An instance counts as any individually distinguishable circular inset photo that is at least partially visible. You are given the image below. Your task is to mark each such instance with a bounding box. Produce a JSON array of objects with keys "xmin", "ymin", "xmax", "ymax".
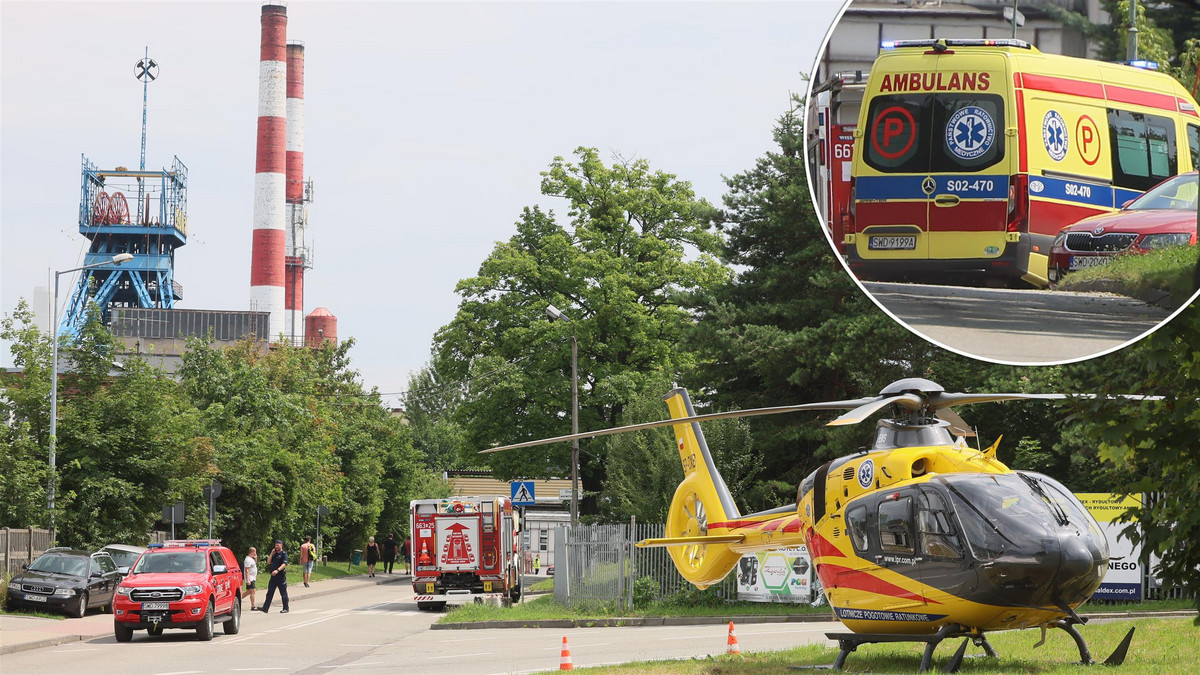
[{"xmin": 806, "ymin": 1, "xmax": 1199, "ymax": 365}]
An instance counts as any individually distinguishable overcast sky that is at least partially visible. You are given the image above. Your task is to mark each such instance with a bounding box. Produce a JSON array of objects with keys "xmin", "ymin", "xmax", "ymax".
[{"xmin": 2, "ymin": 0, "xmax": 845, "ymax": 405}]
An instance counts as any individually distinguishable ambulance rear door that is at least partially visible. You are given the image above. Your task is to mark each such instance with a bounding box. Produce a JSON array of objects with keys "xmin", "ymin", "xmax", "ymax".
[{"xmin": 856, "ymin": 49, "xmax": 1012, "ymax": 263}]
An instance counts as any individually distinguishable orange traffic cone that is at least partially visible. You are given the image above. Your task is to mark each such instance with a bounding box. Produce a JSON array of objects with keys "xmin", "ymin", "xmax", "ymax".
[
  {"xmin": 726, "ymin": 621, "xmax": 741, "ymax": 655},
  {"xmin": 559, "ymin": 636, "xmax": 574, "ymax": 670}
]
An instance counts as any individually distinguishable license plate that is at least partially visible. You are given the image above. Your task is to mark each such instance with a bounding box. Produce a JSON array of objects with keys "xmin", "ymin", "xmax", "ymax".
[
  {"xmin": 142, "ymin": 602, "xmax": 169, "ymax": 610},
  {"xmin": 1070, "ymin": 255, "xmax": 1112, "ymax": 270},
  {"xmin": 425, "ymin": 582, "xmax": 435, "ymax": 593},
  {"xmin": 869, "ymin": 235, "xmax": 917, "ymax": 250},
  {"xmin": 25, "ymin": 594, "xmax": 47, "ymax": 603}
]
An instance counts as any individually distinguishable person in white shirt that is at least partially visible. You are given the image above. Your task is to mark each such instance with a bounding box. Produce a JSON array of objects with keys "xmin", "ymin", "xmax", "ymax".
[{"xmin": 244, "ymin": 547, "xmax": 259, "ymax": 610}]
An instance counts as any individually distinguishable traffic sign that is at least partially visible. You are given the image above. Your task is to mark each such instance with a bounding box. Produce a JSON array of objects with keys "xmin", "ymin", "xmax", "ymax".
[{"xmin": 511, "ymin": 481, "xmax": 535, "ymax": 506}]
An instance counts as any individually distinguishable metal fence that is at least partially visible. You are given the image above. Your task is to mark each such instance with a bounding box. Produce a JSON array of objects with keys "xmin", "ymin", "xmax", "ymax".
[
  {"xmin": 552, "ymin": 521, "xmax": 735, "ymax": 612},
  {"xmin": 1, "ymin": 527, "xmax": 54, "ymax": 575}
]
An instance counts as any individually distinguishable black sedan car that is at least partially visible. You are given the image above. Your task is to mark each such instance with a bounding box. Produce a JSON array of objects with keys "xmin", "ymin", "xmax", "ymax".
[{"xmin": 6, "ymin": 549, "xmax": 122, "ymax": 617}]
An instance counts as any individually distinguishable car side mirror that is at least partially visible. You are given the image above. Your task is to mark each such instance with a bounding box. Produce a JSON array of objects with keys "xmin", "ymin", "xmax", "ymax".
[
  {"xmin": 213, "ymin": 564, "xmax": 227, "ymax": 574},
  {"xmin": 91, "ymin": 571, "xmax": 103, "ymax": 578},
  {"xmin": 21, "ymin": 563, "xmax": 28, "ymax": 570},
  {"xmin": 118, "ymin": 566, "xmax": 130, "ymax": 575}
]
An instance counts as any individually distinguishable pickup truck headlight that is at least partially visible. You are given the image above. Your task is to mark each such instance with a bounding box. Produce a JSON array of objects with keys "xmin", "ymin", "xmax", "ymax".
[
  {"xmin": 53, "ymin": 588, "xmax": 75, "ymax": 597},
  {"xmin": 116, "ymin": 586, "xmax": 132, "ymax": 596},
  {"xmin": 181, "ymin": 585, "xmax": 204, "ymax": 596}
]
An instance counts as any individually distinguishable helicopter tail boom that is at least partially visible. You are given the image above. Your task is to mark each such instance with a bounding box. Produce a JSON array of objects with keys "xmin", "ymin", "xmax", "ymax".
[{"xmin": 654, "ymin": 388, "xmax": 748, "ymax": 589}]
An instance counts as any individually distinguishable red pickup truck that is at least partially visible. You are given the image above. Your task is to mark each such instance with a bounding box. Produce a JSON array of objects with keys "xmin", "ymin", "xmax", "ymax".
[{"xmin": 112, "ymin": 539, "xmax": 243, "ymax": 642}]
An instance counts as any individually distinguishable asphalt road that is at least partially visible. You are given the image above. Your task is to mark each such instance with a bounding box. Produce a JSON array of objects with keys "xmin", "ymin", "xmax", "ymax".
[
  {"xmin": 0, "ymin": 580, "xmax": 841, "ymax": 675},
  {"xmin": 862, "ymin": 282, "xmax": 1173, "ymax": 364}
]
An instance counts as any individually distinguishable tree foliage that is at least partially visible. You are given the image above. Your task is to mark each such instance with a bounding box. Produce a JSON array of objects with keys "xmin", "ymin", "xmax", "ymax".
[
  {"xmin": 433, "ymin": 147, "xmax": 729, "ymax": 511},
  {"xmin": 1060, "ymin": 303, "xmax": 1200, "ymax": 617}
]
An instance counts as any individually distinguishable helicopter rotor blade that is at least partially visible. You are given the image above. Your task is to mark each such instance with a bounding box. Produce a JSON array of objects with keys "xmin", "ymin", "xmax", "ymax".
[
  {"xmin": 936, "ymin": 407, "xmax": 976, "ymax": 437},
  {"xmin": 926, "ymin": 392, "xmax": 1069, "ymax": 409},
  {"xmin": 826, "ymin": 393, "xmax": 923, "ymax": 426},
  {"xmin": 478, "ymin": 398, "xmax": 877, "ymax": 454}
]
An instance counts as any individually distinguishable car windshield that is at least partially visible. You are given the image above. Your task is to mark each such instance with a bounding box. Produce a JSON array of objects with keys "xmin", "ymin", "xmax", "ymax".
[
  {"xmin": 1128, "ymin": 173, "xmax": 1198, "ymax": 210},
  {"xmin": 132, "ymin": 551, "xmax": 207, "ymax": 574},
  {"xmin": 103, "ymin": 549, "xmax": 143, "ymax": 568},
  {"xmin": 28, "ymin": 554, "xmax": 88, "ymax": 577}
]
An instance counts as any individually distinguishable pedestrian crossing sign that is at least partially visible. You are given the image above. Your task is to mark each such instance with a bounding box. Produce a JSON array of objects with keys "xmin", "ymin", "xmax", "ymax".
[{"xmin": 511, "ymin": 481, "xmax": 535, "ymax": 506}]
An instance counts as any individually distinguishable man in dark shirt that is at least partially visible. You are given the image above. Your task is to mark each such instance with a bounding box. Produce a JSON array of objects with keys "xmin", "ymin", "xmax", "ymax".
[
  {"xmin": 259, "ymin": 539, "xmax": 290, "ymax": 614},
  {"xmin": 382, "ymin": 534, "xmax": 398, "ymax": 574}
]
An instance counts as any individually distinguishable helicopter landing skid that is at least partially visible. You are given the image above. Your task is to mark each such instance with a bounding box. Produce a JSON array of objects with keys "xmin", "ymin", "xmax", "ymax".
[
  {"xmin": 803, "ymin": 623, "xmax": 997, "ymax": 673},
  {"xmin": 1054, "ymin": 620, "xmax": 1137, "ymax": 666}
]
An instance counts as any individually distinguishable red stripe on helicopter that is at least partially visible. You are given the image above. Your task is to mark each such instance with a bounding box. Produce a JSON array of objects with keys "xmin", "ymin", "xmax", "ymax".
[
  {"xmin": 806, "ymin": 531, "xmax": 846, "ymax": 559},
  {"xmin": 817, "ymin": 563, "xmax": 940, "ymax": 605}
]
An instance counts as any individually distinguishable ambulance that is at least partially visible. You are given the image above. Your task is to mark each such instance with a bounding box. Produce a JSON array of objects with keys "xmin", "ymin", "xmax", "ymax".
[{"xmin": 843, "ymin": 38, "xmax": 1200, "ymax": 287}]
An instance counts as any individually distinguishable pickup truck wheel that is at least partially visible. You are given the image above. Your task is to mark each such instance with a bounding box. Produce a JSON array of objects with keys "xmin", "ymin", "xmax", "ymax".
[
  {"xmin": 114, "ymin": 622, "xmax": 134, "ymax": 642},
  {"xmin": 196, "ymin": 599, "xmax": 214, "ymax": 641},
  {"xmin": 223, "ymin": 595, "xmax": 241, "ymax": 635},
  {"xmin": 70, "ymin": 592, "xmax": 88, "ymax": 618}
]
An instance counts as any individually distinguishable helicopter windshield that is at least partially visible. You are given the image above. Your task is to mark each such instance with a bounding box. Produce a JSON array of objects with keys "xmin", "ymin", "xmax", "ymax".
[{"xmin": 934, "ymin": 472, "xmax": 1105, "ymax": 562}]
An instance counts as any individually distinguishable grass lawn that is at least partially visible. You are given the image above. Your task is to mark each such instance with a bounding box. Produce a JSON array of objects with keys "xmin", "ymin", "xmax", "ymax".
[
  {"xmin": 1058, "ymin": 244, "xmax": 1198, "ymax": 307},
  {"xmin": 559, "ymin": 618, "xmax": 1198, "ymax": 674},
  {"xmin": 440, "ymin": 595, "xmax": 1193, "ymax": 625}
]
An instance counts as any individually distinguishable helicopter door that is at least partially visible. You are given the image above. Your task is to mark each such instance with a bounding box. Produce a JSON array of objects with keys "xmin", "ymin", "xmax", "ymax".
[
  {"xmin": 914, "ymin": 488, "xmax": 969, "ymax": 605},
  {"xmin": 875, "ymin": 491, "xmax": 929, "ymax": 607}
]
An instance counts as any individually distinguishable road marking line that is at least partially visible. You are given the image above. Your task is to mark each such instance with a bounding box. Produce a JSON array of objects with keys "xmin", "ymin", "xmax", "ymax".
[
  {"xmin": 542, "ymin": 643, "xmax": 609, "ymax": 650},
  {"xmin": 427, "ymin": 652, "xmax": 494, "ymax": 660},
  {"xmin": 439, "ymin": 637, "xmax": 498, "ymax": 643}
]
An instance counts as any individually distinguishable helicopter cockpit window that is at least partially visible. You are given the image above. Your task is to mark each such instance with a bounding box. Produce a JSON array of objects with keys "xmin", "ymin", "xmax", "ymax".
[
  {"xmin": 878, "ymin": 496, "xmax": 914, "ymax": 554},
  {"xmin": 917, "ymin": 490, "xmax": 963, "ymax": 559},
  {"xmin": 846, "ymin": 504, "xmax": 870, "ymax": 553}
]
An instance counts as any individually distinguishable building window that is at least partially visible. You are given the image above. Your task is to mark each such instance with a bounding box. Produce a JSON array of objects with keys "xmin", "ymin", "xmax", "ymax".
[{"xmin": 539, "ymin": 529, "xmax": 548, "ymax": 552}]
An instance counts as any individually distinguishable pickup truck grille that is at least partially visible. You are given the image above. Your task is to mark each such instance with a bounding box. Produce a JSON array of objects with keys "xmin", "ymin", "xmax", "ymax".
[{"xmin": 130, "ymin": 587, "xmax": 184, "ymax": 602}]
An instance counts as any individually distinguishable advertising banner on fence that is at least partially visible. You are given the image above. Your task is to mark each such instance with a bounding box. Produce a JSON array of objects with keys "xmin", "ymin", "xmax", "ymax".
[
  {"xmin": 735, "ymin": 546, "xmax": 812, "ymax": 603},
  {"xmin": 1076, "ymin": 493, "xmax": 1142, "ymax": 600}
]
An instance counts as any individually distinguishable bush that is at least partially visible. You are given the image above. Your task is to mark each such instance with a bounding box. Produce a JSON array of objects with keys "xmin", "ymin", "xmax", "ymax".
[{"xmin": 632, "ymin": 576, "xmax": 660, "ymax": 608}]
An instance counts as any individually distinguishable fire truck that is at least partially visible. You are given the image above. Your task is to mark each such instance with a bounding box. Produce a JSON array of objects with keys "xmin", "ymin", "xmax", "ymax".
[
  {"xmin": 410, "ymin": 495, "xmax": 521, "ymax": 610},
  {"xmin": 806, "ymin": 71, "xmax": 868, "ymax": 255}
]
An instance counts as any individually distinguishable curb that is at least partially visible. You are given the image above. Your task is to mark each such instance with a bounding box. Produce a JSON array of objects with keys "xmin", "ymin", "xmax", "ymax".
[
  {"xmin": 0, "ymin": 573, "xmax": 408, "ymax": 656},
  {"xmin": 432, "ymin": 612, "xmax": 838, "ymax": 630},
  {"xmin": 1, "ymin": 634, "xmax": 87, "ymax": 656}
]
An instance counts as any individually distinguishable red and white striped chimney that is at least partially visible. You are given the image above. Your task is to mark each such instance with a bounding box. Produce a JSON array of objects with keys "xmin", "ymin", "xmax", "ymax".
[
  {"xmin": 250, "ymin": 4, "xmax": 288, "ymax": 340},
  {"xmin": 284, "ymin": 41, "xmax": 306, "ymax": 343}
]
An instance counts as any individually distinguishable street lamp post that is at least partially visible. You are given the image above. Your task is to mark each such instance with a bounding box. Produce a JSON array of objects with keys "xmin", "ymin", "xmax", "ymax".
[
  {"xmin": 49, "ymin": 253, "xmax": 134, "ymax": 537},
  {"xmin": 545, "ymin": 304, "xmax": 579, "ymax": 525}
]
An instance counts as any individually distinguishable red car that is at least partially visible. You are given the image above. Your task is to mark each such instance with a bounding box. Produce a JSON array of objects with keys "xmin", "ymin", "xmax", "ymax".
[
  {"xmin": 112, "ymin": 539, "xmax": 242, "ymax": 642},
  {"xmin": 1048, "ymin": 172, "xmax": 1198, "ymax": 285}
]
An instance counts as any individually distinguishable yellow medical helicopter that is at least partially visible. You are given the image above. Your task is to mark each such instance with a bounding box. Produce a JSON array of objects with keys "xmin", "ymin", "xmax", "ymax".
[{"xmin": 483, "ymin": 377, "xmax": 1135, "ymax": 672}]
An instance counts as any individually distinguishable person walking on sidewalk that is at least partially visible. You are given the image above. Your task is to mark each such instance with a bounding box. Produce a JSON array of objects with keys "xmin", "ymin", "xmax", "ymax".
[
  {"xmin": 259, "ymin": 539, "xmax": 290, "ymax": 614},
  {"xmin": 244, "ymin": 547, "xmax": 259, "ymax": 610},
  {"xmin": 400, "ymin": 536, "xmax": 411, "ymax": 574},
  {"xmin": 365, "ymin": 536, "xmax": 380, "ymax": 577},
  {"xmin": 299, "ymin": 536, "xmax": 317, "ymax": 587},
  {"xmin": 534, "ymin": 554, "xmax": 541, "ymax": 575},
  {"xmin": 382, "ymin": 533, "xmax": 398, "ymax": 574}
]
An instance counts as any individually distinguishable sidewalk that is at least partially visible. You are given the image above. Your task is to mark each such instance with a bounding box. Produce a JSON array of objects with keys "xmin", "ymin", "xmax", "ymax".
[{"xmin": 0, "ymin": 572, "xmax": 408, "ymax": 656}]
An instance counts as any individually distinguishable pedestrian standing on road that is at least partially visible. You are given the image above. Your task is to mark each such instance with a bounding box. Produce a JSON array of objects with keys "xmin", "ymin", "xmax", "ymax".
[
  {"xmin": 382, "ymin": 533, "xmax": 398, "ymax": 574},
  {"xmin": 534, "ymin": 554, "xmax": 540, "ymax": 575},
  {"xmin": 244, "ymin": 547, "xmax": 259, "ymax": 610},
  {"xmin": 401, "ymin": 536, "xmax": 411, "ymax": 574},
  {"xmin": 365, "ymin": 536, "xmax": 380, "ymax": 577},
  {"xmin": 259, "ymin": 539, "xmax": 290, "ymax": 614},
  {"xmin": 300, "ymin": 536, "xmax": 317, "ymax": 587}
]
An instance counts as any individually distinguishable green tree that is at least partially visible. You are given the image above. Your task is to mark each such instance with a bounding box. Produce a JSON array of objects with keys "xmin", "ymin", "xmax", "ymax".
[
  {"xmin": 402, "ymin": 363, "xmax": 469, "ymax": 472},
  {"xmin": 1061, "ymin": 303, "xmax": 1200, "ymax": 617},
  {"xmin": 0, "ymin": 300, "xmax": 53, "ymax": 527},
  {"xmin": 684, "ymin": 99, "xmax": 936, "ymax": 489},
  {"xmin": 433, "ymin": 147, "xmax": 729, "ymax": 513}
]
